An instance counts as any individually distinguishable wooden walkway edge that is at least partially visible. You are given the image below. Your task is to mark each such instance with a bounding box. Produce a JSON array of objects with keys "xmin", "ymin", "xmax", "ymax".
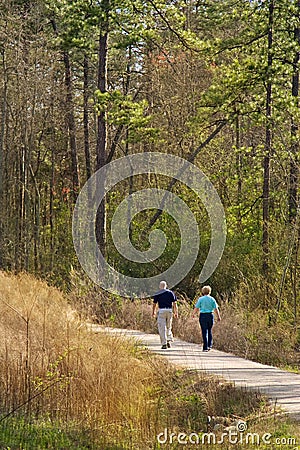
[{"xmin": 91, "ymin": 325, "xmax": 300, "ymax": 421}]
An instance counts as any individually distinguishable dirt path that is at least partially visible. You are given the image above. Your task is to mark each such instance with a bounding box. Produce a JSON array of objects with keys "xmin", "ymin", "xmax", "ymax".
[{"xmin": 91, "ymin": 325, "xmax": 300, "ymax": 421}]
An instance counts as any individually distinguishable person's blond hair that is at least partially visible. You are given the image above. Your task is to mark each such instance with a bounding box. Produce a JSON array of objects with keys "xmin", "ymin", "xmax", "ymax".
[{"xmin": 202, "ymin": 285, "xmax": 211, "ymax": 295}]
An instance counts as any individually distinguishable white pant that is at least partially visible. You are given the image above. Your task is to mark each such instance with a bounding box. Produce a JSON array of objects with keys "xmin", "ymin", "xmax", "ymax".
[{"xmin": 157, "ymin": 309, "xmax": 173, "ymax": 345}]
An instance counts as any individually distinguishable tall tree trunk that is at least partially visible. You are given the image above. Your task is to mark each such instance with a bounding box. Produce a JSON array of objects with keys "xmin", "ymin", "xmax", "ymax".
[
  {"xmin": 125, "ymin": 46, "xmax": 133, "ymax": 241},
  {"xmin": 288, "ymin": 0, "xmax": 300, "ymax": 223},
  {"xmin": 235, "ymin": 114, "xmax": 242, "ymax": 229},
  {"xmin": 95, "ymin": 2, "xmax": 109, "ymax": 256},
  {"xmin": 83, "ymin": 53, "xmax": 94, "ymax": 243},
  {"xmin": 83, "ymin": 53, "xmax": 91, "ymax": 182},
  {"xmin": 0, "ymin": 48, "xmax": 7, "ymax": 268},
  {"xmin": 262, "ymin": 0, "xmax": 274, "ymax": 275},
  {"xmin": 64, "ymin": 51, "xmax": 80, "ymax": 203},
  {"xmin": 0, "ymin": 50, "xmax": 6, "ymax": 202},
  {"xmin": 16, "ymin": 146, "xmax": 27, "ymax": 272},
  {"xmin": 29, "ymin": 165, "xmax": 40, "ymax": 272},
  {"xmin": 50, "ymin": 145, "xmax": 55, "ymax": 272}
]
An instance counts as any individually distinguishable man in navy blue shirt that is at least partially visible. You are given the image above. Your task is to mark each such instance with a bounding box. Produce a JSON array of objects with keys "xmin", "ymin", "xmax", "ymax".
[{"xmin": 152, "ymin": 281, "xmax": 178, "ymax": 349}]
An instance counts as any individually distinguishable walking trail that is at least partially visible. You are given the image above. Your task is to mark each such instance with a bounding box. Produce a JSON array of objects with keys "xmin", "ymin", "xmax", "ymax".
[{"xmin": 91, "ymin": 325, "xmax": 300, "ymax": 421}]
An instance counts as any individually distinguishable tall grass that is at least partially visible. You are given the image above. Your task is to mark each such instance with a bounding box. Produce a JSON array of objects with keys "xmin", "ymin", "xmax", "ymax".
[
  {"xmin": 71, "ymin": 272, "xmax": 300, "ymax": 368},
  {"xmin": 0, "ymin": 271, "xmax": 298, "ymax": 449},
  {"xmin": 0, "ymin": 272, "xmax": 155, "ymax": 441}
]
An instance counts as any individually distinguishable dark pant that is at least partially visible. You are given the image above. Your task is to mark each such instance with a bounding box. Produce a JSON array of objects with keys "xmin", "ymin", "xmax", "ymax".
[{"xmin": 199, "ymin": 313, "xmax": 214, "ymax": 350}]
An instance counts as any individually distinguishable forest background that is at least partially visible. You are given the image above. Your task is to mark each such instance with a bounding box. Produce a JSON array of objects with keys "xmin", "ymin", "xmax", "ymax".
[{"xmin": 1, "ymin": 0, "xmax": 300, "ymax": 364}]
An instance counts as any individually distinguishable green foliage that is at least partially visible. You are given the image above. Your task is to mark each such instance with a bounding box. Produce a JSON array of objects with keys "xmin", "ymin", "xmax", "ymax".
[
  {"xmin": 2, "ymin": 0, "xmax": 300, "ymax": 325},
  {"xmin": 94, "ymin": 90, "xmax": 160, "ymax": 142},
  {"xmin": 0, "ymin": 417, "xmax": 94, "ymax": 449},
  {"xmin": 45, "ymin": 0, "xmax": 107, "ymax": 50}
]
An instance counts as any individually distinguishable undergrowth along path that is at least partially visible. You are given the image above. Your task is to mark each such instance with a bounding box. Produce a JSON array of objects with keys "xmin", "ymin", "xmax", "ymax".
[{"xmin": 91, "ymin": 325, "xmax": 300, "ymax": 421}]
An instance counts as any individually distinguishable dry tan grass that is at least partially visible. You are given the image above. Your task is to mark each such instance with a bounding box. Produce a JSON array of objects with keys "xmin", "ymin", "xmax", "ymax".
[
  {"xmin": 0, "ymin": 271, "xmax": 154, "ymax": 431},
  {"xmin": 74, "ymin": 282, "xmax": 299, "ymax": 368},
  {"xmin": 1, "ymin": 271, "xmax": 297, "ymax": 449}
]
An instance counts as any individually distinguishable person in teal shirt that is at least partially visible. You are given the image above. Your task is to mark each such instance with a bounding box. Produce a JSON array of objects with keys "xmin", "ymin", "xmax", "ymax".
[{"xmin": 192, "ymin": 285, "xmax": 221, "ymax": 352}]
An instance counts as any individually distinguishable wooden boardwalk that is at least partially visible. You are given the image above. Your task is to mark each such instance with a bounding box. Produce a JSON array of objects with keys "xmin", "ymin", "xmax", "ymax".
[{"xmin": 92, "ymin": 325, "xmax": 300, "ymax": 421}]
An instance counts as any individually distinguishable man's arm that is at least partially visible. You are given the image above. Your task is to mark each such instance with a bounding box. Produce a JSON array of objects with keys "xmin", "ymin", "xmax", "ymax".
[
  {"xmin": 152, "ymin": 302, "xmax": 157, "ymax": 318},
  {"xmin": 173, "ymin": 301, "xmax": 178, "ymax": 318}
]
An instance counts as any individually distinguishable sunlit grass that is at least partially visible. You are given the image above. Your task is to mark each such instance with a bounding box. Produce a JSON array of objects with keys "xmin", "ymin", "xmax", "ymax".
[{"xmin": 0, "ymin": 271, "xmax": 298, "ymax": 449}]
